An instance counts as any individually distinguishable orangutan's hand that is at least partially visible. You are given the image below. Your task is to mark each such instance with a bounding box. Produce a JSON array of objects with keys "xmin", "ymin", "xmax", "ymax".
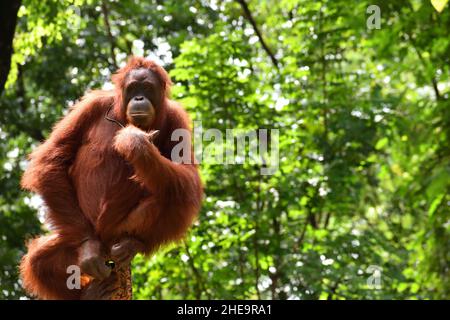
[
  {"xmin": 80, "ymin": 273, "xmax": 118, "ymax": 300},
  {"xmin": 79, "ymin": 239, "xmax": 111, "ymax": 280},
  {"xmin": 110, "ymin": 237, "xmax": 145, "ymax": 268}
]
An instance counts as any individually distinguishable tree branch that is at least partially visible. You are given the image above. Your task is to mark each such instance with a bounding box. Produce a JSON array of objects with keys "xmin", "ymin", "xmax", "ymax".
[
  {"xmin": 235, "ymin": 0, "xmax": 279, "ymax": 69},
  {"xmin": 253, "ymin": 175, "xmax": 262, "ymax": 299},
  {"xmin": 101, "ymin": 0, "xmax": 119, "ymax": 70},
  {"xmin": 183, "ymin": 240, "xmax": 211, "ymax": 299},
  {"xmin": 0, "ymin": 0, "xmax": 21, "ymax": 95},
  {"xmin": 409, "ymin": 36, "xmax": 441, "ymax": 101}
]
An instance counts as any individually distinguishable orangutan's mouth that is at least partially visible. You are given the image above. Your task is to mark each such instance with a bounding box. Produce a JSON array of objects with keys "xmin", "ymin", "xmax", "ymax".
[{"xmin": 130, "ymin": 113, "xmax": 149, "ymax": 117}]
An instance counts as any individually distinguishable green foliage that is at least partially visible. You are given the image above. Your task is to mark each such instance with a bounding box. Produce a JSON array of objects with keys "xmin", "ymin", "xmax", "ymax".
[{"xmin": 0, "ymin": 0, "xmax": 448, "ymax": 299}]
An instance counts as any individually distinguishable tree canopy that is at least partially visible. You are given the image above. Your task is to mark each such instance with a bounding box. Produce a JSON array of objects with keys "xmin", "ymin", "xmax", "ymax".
[{"xmin": 0, "ymin": 0, "xmax": 449, "ymax": 299}]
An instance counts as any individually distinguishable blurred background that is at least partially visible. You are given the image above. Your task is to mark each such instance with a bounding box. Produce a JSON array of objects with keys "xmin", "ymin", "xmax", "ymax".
[{"xmin": 0, "ymin": 0, "xmax": 449, "ymax": 299}]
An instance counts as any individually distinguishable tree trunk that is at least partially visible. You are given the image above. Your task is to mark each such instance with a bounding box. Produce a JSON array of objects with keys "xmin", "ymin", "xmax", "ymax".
[{"xmin": 0, "ymin": 0, "xmax": 22, "ymax": 95}]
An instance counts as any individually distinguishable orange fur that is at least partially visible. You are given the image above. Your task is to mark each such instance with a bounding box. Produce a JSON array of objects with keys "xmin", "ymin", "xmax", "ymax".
[{"xmin": 20, "ymin": 57, "xmax": 202, "ymax": 299}]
